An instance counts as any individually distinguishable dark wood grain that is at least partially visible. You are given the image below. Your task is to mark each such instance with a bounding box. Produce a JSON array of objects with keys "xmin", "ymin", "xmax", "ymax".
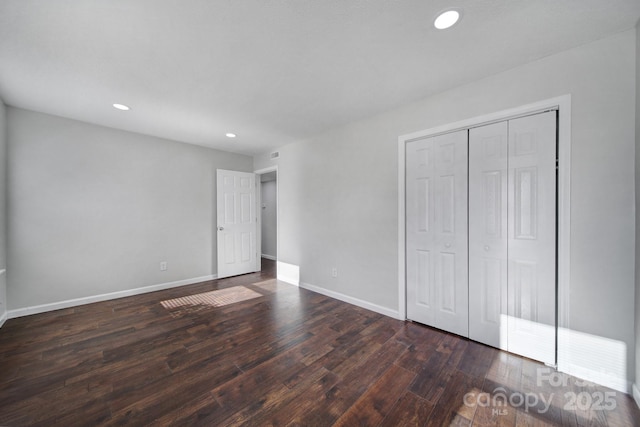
[{"xmin": 0, "ymin": 258, "xmax": 638, "ymax": 426}]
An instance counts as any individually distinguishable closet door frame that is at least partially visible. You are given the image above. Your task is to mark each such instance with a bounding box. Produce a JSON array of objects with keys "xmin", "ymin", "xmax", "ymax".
[{"xmin": 398, "ymin": 94, "xmax": 571, "ymax": 368}]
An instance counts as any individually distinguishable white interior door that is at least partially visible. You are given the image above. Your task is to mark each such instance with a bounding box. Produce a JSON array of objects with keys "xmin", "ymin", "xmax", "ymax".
[
  {"xmin": 406, "ymin": 130, "xmax": 468, "ymax": 337},
  {"xmin": 506, "ymin": 111, "xmax": 557, "ymax": 365},
  {"xmin": 468, "ymin": 112, "xmax": 557, "ymax": 365},
  {"xmin": 469, "ymin": 121, "xmax": 509, "ymax": 350},
  {"xmin": 217, "ymin": 169, "xmax": 258, "ymax": 279}
]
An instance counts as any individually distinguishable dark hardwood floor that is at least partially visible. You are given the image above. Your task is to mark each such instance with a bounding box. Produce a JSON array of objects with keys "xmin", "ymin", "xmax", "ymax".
[{"xmin": 0, "ymin": 258, "xmax": 638, "ymax": 426}]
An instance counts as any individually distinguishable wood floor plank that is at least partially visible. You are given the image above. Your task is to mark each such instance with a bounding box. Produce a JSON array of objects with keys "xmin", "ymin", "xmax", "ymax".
[
  {"xmin": 0, "ymin": 259, "xmax": 638, "ymax": 427},
  {"xmin": 408, "ymin": 348, "xmax": 451, "ymax": 400},
  {"xmin": 426, "ymin": 370, "xmax": 481, "ymax": 426},
  {"xmin": 220, "ymin": 366, "xmax": 333, "ymax": 426},
  {"xmin": 106, "ymin": 360, "xmax": 242, "ymax": 424},
  {"xmin": 379, "ymin": 390, "xmax": 435, "ymax": 427},
  {"xmin": 146, "ymin": 391, "xmax": 220, "ymax": 427},
  {"xmin": 291, "ymin": 338, "xmax": 409, "ymax": 426},
  {"xmin": 333, "ymin": 364, "xmax": 416, "ymax": 426},
  {"xmin": 457, "ymin": 340, "xmax": 497, "ymax": 380},
  {"xmin": 395, "ymin": 340, "xmax": 439, "ymax": 374},
  {"xmin": 254, "ymin": 368, "xmax": 340, "ymax": 427},
  {"xmin": 395, "ymin": 321, "xmax": 445, "ymax": 347},
  {"xmin": 17, "ymin": 381, "xmax": 113, "ymax": 426}
]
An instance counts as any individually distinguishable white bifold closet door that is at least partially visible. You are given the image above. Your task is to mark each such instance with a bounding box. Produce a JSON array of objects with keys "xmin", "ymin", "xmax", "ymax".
[
  {"xmin": 468, "ymin": 121, "xmax": 509, "ymax": 351},
  {"xmin": 507, "ymin": 112, "xmax": 557, "ymax": 364},
  {"xmin": 406, "ymin": 111, "xmax": 557, "ymax": 365},
  {"xmin": 469, "ymin": 111, "xmax": 557, "ymax": 365},
  {"xmin": 406, "ymin": 130, "xmax": 469, "ymax": 337}
]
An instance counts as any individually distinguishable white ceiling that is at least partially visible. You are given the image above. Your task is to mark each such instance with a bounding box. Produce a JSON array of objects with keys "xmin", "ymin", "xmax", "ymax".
[{"xmin": 1, "ymin": 1, "xmax": 639, "ymax": 156}]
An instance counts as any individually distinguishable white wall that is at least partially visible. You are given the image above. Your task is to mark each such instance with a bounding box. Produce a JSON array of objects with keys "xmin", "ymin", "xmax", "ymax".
[
  {"xmin": 7, "ymin": 108, "xmax": 252, "ymax": 312},
  {"xmin": 0, "ymin": 99, "xmax": 6, "ymax": 325},
  {"xmin": 261, "ymin": 179, "xmax": 277, "ymax": 259},
  {"xmin": 256, "ymin": 30, "xmax": 637, "ymax": 390}
]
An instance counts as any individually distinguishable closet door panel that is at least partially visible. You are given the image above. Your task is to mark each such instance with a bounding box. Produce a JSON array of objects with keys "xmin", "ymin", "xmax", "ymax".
[
  {"xmin": 406, "ymin": 130, "xmax": 468, "ymax": 336},
  {"xmin": 406, "ymin": 138, "xmax": 436, "ymax": 327},
  {"xmin": 434, "ymin": 132, "xmax": 469, "ymax": 336},
  {"xmin": 469, "ymin": 122, "xmax": 508, "ymax": 349},
  {"xmin": 507, "ymin": 111, "xmax": 557, "ymax": 365}
]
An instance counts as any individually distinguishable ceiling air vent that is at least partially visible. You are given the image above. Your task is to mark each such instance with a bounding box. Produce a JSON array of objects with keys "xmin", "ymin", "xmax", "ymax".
[{"xmin": 270, "ymin": 151, "xmax": 280, "ymax": 160}]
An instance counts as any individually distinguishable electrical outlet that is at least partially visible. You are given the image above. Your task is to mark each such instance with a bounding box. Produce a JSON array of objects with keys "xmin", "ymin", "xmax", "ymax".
[
  {"xmin": 331, "ymin": 267, "xmax": 338, "ymax": 278},
  {"xmin": 160, "ymin": 261, "xmax": 168, "ymax": 271}
]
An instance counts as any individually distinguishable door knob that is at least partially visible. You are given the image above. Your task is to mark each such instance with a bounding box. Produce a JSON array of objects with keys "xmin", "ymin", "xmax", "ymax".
[
  {"xmin": 218, "ymin": 227, "xmax": 224, "ymax": 231},
  {"xmin": 484, "ymin": 245, "xmax": 490, "ymax": 251},
  {"xmin": 445, "ymin": 243, "xmax": 451, "ymax": 248}
]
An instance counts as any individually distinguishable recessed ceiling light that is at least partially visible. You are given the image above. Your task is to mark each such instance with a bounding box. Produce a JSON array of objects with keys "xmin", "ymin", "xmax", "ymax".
[
  {"xmin": 113, "ymin": 103, "xmax": 130, "ymax": 111},
  {"xmin": 434, "ymin": 10, "xmax": 460, "ymax": 30},
  {"xmin": 226, "ymin": 133, "xmax": 237, "ymax": 138}
]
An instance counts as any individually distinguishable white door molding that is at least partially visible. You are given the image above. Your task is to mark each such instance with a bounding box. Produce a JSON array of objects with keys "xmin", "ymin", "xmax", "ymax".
[{"xmin": 398, "ymin": 95, "xmax": 572, "ymax": 353}]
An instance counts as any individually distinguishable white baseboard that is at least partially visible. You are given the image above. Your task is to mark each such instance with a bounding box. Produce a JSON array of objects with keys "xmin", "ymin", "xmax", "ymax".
[
  {"xmin": 0, "ymin": 311, "xmax": 6, "ymax": 328},
  {"xmin": 299, "ymin": 281, "xmax": 400, "ymax": 319},
  {"xmin": 7, "ymin": 274, "xmax": 217, "ymax": 319},
  {"xmin": 633, "ymin": 383, "xmax": 640, "ymax": 409},
  {"xmin": 261, "ymin": 254, "xmax": 277, "ymax": 261},
  {"xmin": 277, "ymin": 261, "xmax": 299, "ymax": 286}
]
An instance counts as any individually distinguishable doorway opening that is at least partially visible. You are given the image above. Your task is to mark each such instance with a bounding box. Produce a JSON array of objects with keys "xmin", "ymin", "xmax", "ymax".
[{"xmin": 255, "ymin": 167, "xmax": 278, "ymax": 274}]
